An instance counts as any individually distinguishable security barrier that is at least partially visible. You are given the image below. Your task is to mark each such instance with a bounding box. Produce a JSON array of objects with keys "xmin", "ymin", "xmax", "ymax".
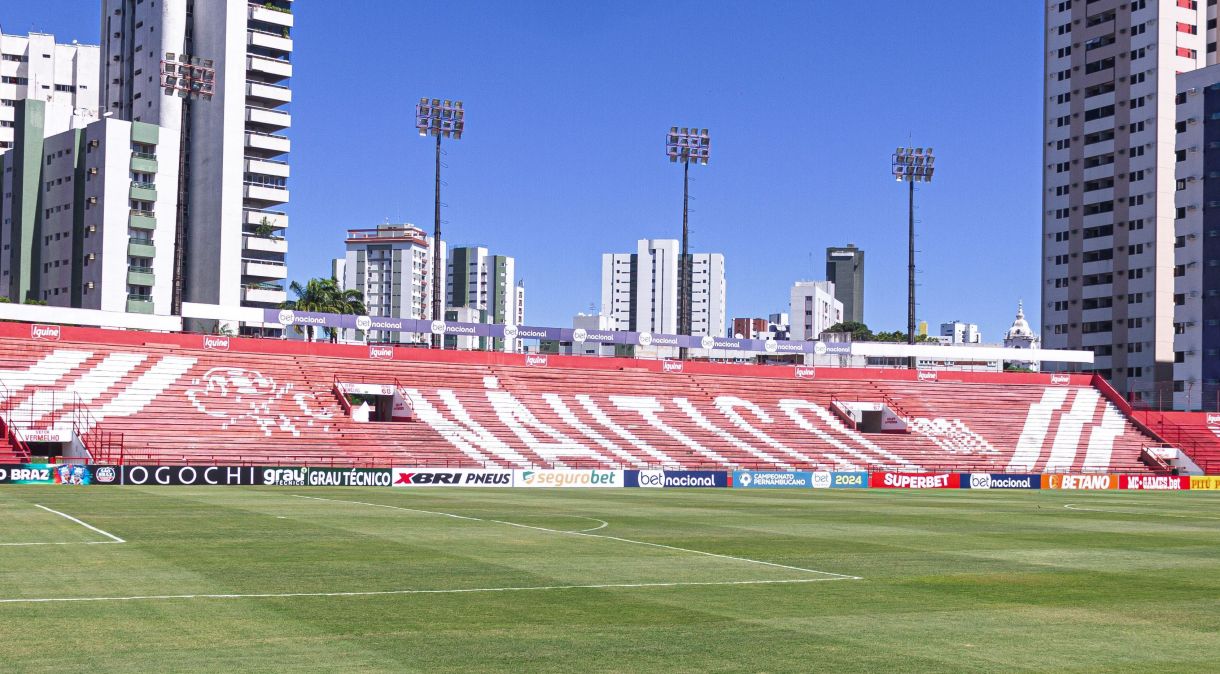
[{"xmin": 0, "ymin": 464, "xmax": 1212, "ymax": 490}]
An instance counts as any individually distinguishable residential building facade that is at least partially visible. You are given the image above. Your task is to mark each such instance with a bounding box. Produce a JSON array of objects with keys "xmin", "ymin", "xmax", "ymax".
[
  {"xmin": 825, "ymin": 244, "xmax": 864, "ymax": 324},
  {"xmin": 100, "ymin": 0, "xmax": 294, "ymax": 331},
  {"xmin": 0, "ymin": 100, "xmax": 176, "ymax": 312},
  {"xmin": 338, "ymin": 224, "xmax": 444, "ymax": 343},
  {"xmin": 940, "ymin": 321, "xmax": 982, "ymax": 344},
  {"xmin": 0, "ymin": 31, "xmax": 99, "ymax": 151},
  {"xmin": 1041, "ymin": 0, "xmax": 1207, "ymax": 404},
  {"xmin": 789, "ymin": 280, "xmax": 842, "ymax": 342},
  {"xmin": 600, "ymin": 238, "xmax": 726, "ymax": 337}
]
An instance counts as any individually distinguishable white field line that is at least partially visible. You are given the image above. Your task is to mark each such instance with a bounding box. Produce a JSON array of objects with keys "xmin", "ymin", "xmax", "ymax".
[
  {"xmin": 0, "ymin": 577, "xmax": 854, "ymax": 605},
  {"xmin": 33, "ymin": 504, "xmax": 126, "ymax": 543},
  {"xmin": 1063, "ymin": 503, "xmax": 1220, "ymax": 521},
  {"xmin": 293, "ymin": 495, "xmax": 860, "ymax": 580},
  {"xmin": 0, "ymin": 541, "xmax": 122, "ymax": 547}
]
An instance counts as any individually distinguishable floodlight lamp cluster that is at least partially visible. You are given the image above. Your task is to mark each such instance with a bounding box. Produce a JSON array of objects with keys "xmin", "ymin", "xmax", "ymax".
[
  {"xmin": 892, "ymin": 146, "xmax": 935, "ymax": 182},
  {"xmin": 160, "ymin": 52, "xmax": 214, "ymax": 100},
  {"xmin": 666, "ymin": 127, "xmax": 711, "ymax": 165},
  {"xmin": 416, "ymin": 98, "xmax": 464, "ymax": 139}
]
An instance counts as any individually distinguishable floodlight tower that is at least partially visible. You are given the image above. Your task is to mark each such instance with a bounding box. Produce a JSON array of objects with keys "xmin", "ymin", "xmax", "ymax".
[
  {"xmin": 666, "ymin": 127, "xmax": 710, "ymax": 359},
  {"xmin": 416, "ymin": 98, "xmax": 464, "ymax": 348},
  {"xmin": 891, "ymin": 146, "xmax": 935, "ymax": 369}
]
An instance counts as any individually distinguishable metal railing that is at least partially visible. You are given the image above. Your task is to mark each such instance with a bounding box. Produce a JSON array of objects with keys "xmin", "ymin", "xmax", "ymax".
[{"xmin": 131, "ymin": 152, "xmax": 157, "ymax": 160}]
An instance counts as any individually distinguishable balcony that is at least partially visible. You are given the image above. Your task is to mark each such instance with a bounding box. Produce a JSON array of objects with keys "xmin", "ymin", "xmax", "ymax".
[
  {"xmin": 244, "ymin": 208, "xmax": 288, "ymax": 229},
  {"xmin": 126, "ymin": 296, "xmax": 154, "ymax": 314},
  {"xmin": 128, "ymin": 240, "xmax": 156, "ymax": 258},
  {"xmin": 245, "ymin": 155, "xmax": 290, "ymax": 178},
  {"xmin": 249, "ymin": 3, "xmax": 294, "ymax": 28},
  {"xmin": 248, "ymin": 28, "xmax": 292, "ymax": 54},
  {"xmin": 129, "ymin": 182, "xmax": 157, "ymax": 201},
  {"xmin": 243, "ymin": 284, "xmax": 287, "ymax": 305},
  {"xmin": 243, "ymin": 258, "xmax": 288, "ymax": 279},
  {"xmin": 244, "ymin": 234, "xmax": 288, "ymax": 254},
  {"xmin": 130, "ymin": 153, "xmax": 158, "ymax": 173},
  {"xmin": 243, "ymin": 182, "xmax": 289, "ymax": 205},
  {"xmin": 246, "ymin": 105, "xmax": 291, "ymax": 130},
  {"xmin": 127, "ymin": 267, "xmax": 155, "ymax": 286},
  {"xmin": 246, "ymin": 79, "xmax": 291, "ymax": 105},
  {"xmin": 247, "ymin": 55, "xmax": 292, "ymax": 80},
  {"xmin": 129, "ymin": 210, "xmax": 156, "ymax": 231},
  {"xmin": 245, "ymin": 131, "xmax": 290, "ymax": 156}
]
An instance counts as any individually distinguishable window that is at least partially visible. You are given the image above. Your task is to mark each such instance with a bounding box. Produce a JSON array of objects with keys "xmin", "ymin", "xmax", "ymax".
[
  {"xmin": 1083, "ymin": 224, "xmax": 1113, "ymax": 239},
  {"xmin": 1085, "ymin": 129, "xmax": 1115, "ymax": 145},
  {"xmin": 1082, "ymin": 296, "xmax": 1114, "ymax": 310},
  {"xmin": 1083, "ymin": 200, "xmax": 1114, "ymax": 215},
  {"xmin": 1086, "ymin": 57, "xmax": 1115, "ymax": 75},
  {"xmin": 1082, "ymin": 320, "xmax": 1113, "ymax": 334},
  {"xmin": 1084, "ymin": 178, "xmax": 1114, "ymax": 192},
  {"xmin": 1083, "ymin": 248, "xmax": 1114, "ymax": 262},
  {"xmin": 1128, "ymin": 293, "xmax": 1144, "ymax": 304},
  {"xmin": 1085, "ymin": 82, "xmax": 1115, "ymax": 98},
  {"xmin": 1131, "ymin": 146, "xmax": 1147, "ymax": 158},
  {"xmin": 1177, "ymin": 22, "xmax": 1197, "ymax": 34},
  {"xmin": 1178, "ymin": 47, "xmax": 1198, "ymax": 59},
  {"xmin": 1084, "ymin": 153, "xmax": 1114, "ymax": 168}
]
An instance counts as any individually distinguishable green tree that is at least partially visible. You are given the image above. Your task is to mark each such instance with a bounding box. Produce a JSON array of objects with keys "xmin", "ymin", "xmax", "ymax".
[
  {"xmin": 280, "ymin": 277, "xmax": 365, "ymax": 342},
  {"xmin": 824, "ymin": 321, "xmax": 872, "ymax": 341}
]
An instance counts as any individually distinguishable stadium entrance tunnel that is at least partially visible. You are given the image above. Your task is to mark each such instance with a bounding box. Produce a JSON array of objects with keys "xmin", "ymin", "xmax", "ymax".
[
  {"xmin": 335, "ymin": 382, "xmax": 413, "ymax": 423},
  {"xmin": 830, "ymin": 400, "xmax": 908, "ymax": 433}
]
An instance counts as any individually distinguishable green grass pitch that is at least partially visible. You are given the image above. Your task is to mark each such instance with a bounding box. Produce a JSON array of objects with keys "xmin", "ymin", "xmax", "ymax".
[{"xmin": 1, "ymin": 487, "xmax": 1218, "ymax": 672}]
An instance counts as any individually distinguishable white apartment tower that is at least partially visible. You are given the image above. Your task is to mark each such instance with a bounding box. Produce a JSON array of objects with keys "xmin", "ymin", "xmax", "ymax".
[
  {"xmin": 100, "ymin": 0, "xmax": 293, "ymax": 332},
  {"xmin": 789, "ymin": 280, "xmax": 843, "ymax": 342},
  {"xmin": 338, "ymin": 224, "xmax": 445, "ymax": 343},
  {"xmin": 0, "ymin": 32, "xmax": 100, "ymax": 150},
  {"xmin": 447, "ymin": 246, "xmax": 521, "ymax": 327},
  {"xmin": 601, "ymin": 238, "xmax": 726, "ymax": 337},
  {"xmin": 1042, "ymin": 0, "xmax": 1208, "ymax": 404}
]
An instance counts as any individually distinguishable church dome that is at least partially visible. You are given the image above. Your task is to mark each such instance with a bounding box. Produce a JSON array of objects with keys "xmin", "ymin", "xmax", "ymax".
[{"xmin": 1005, "ymin": 301, "xmax": 1034, "ymax": 340}]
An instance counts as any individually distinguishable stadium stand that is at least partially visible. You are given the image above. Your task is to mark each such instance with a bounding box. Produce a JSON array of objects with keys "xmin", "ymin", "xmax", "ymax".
[
  {"xmin": 0, "ymin": 322, "xmax": 1177, "ymax": 473},
  {"xmin": 1136, "ymin": 411, "xmax": 1220, "ymax": 474}
]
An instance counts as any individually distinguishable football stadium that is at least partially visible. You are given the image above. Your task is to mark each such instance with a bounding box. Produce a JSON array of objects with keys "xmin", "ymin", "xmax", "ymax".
[
  {"xmin": 5, "ymin": 0, "xmax": 1220, "ymax": 671},
  {"xmin": 1, "ymin": 322, "xmax": 1219, "ymax": 672}
]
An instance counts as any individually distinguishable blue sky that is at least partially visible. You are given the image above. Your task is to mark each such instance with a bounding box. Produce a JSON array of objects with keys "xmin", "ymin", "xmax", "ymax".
[{"xmin": 7, "ymin": 1, "xmax": 1043, "ymax": 340}]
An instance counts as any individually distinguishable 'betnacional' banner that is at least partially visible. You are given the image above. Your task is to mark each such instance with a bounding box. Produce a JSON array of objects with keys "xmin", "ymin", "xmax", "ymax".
[
  {"xmin": 870, "ymin": 472, "xmax": 960, "ymax": 489},
  {"xmin": 961, "ymin": 473, "xmax": 1041, "ymax": 490},
  {"xmin": 625, "ymin": 470, "xmax": 727, "ymax": 488}
]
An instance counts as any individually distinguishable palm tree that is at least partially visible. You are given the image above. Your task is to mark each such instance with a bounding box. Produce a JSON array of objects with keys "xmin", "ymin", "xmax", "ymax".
[{"xmin": 279, "ymin": 277, "xmax": 365, "ymax": 342}]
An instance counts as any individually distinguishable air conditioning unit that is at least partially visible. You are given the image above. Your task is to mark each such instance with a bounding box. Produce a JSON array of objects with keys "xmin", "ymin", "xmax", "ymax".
[
  {"xmin": 85, "ymin": 282, "xmax": 94, "ymax": 289},
  {"xmin": 86, "ymin": 253, "xmax": 95, "ymax": 261},
  {"xmin": 88, "ymin": 167, "xmax": 98, "ymax": 175},
  {"xmin": 87, "ymin": 196, "xmax": 97, "ymax": 204}
]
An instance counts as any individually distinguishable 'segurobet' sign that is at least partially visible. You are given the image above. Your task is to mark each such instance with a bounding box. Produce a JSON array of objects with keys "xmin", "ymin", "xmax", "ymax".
[{"xmin": 515, "ymin": 469, "xmax": 621, "ymax": 488}]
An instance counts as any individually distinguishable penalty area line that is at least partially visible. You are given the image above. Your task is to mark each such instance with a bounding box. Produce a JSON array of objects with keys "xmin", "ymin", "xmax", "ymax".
[
  {"xmin": 33, "ymin": 504, "xmax": 126, "ymax": 543},
  {"xmin": 0, "ymin": 577, "xmax": 854, "ymax": 605},
  {"xmin": 292, "ymin": 494, "xmax": 861, "ymax": 581}
]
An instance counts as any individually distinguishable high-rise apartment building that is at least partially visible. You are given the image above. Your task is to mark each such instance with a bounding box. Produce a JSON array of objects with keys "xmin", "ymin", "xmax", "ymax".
[
  {"xmin": 939, "ymin": 321, "xmax": 982, "ymax": 345},
  {"xmin": 0, "ymin": 32, "xmax": 99, "ymax": 151},
  {"xmin": 447, "ymin": 246, "xmax": 521, "ymax": 326},
  {"xmin": 825, "ymin": 244, "xmax": 864, "ymax": 324},
  {"xmin": 1, "ymin": 110, "xmax": 177, "ymax": 311},
  {"xmin": 100, "ymin": 0, "xmax": 294, "ymax": 332},
  {"xmin": 789, "ymin": 280, "xmax": 842, "ymax": 342},
  {"xmin": 1173, "ymin": 65, "xmax": 1220, "ymax": 410},
  {"xmin": 1042, "ymin": 0, "xmax": 1209, "ymax": 404},
  {"xmin": 337, "ymin": 224, "xmax": 445, "ymax": 343},
  {"xmin": 600, "ymin": 238, "xmax": 726, "ymax": 337}
]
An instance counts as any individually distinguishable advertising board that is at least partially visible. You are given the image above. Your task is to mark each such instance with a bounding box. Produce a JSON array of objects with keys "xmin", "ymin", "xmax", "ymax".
[
  {"xmin": 960, "ymin": 473, "xmax": 1041, "ymax": 490},
  {"xmin": 120, "ymin": 465, "xmax": 265, "ymax": 486},
  {"xmin": 625, "ymin": 470, "xmax": 727, "ymax": 488},
  {"xmin": 828, "ymin": 471, "xmax": 868, "ymax": 488},
  {"xmin": 869, "ymin": 472, "xmax": 959, "ymax": 488},
  {"xmin": 262, "ymin": 467, "xmax": 392, "ymax": 487},
  {"xmin": 391, "ymin": 468, "xmax": 513, "ymax": 487},
  {"xmin": 514, "ymin": 469, "xmax": 622, "ymax": 488},
  {"xmin": 732, "ymin": 470, "xmax": 812, "ymax": 488},
  {"xmin": 1191, "ymin": 476, "xmax": 1220, "ymax": 490},
  {"xmin": 1120, "ymin": 475, "xmax": 1191, "ymax": 490},
  {"xmin": 1042, "ymin": 474, "xmax": 1118, "ymax": 490}
]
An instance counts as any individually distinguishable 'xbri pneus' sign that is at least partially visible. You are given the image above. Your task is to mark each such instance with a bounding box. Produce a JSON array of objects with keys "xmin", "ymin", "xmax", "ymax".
[
  {"xmin": 392, "ymin": 469, "xmax": 513, "ymax": 487},
  {"xmin": 870, "ymin": 472, "xmax": 960, "ymax": 489},
  {"xmin": 961, "ymin": 473, "xmax": 1041, "ymax": 489},
  {"xmin": 625, "ymin": 470, "xmax": 727, "ymax": 488},
  {"xmin": 263, "ymin": 467, "xmax": 392, "ymax": 487}
]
